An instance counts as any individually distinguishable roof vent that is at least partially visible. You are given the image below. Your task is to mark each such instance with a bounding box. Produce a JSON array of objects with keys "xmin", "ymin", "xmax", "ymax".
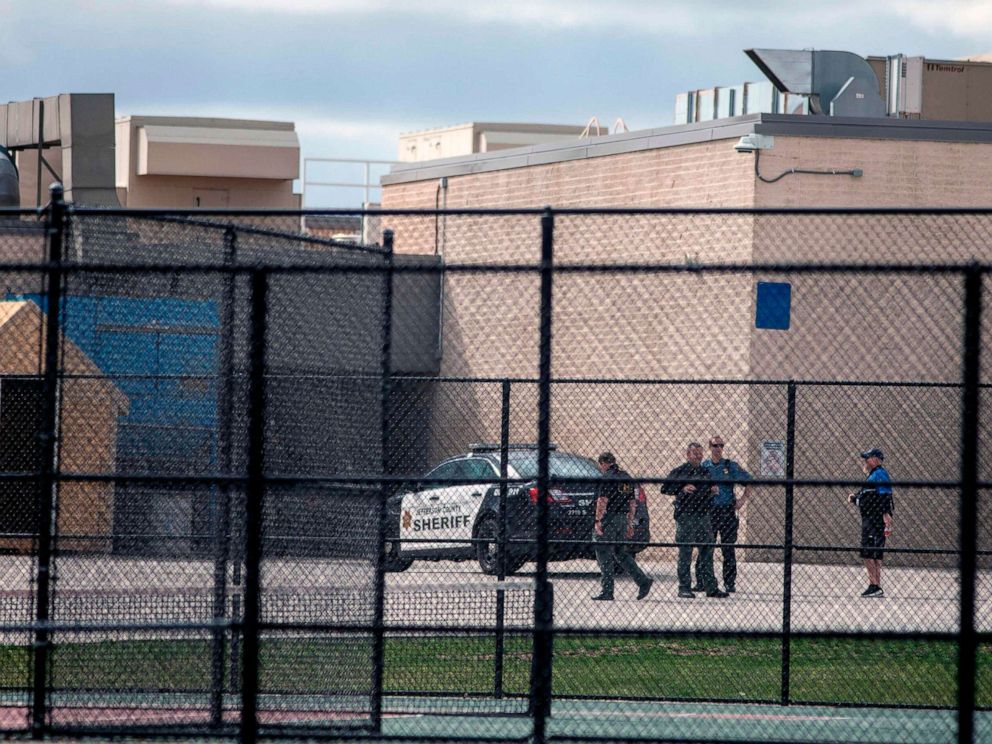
[{"xmin": 745, "ymin": 49, "xmax": 886, "ymax": 117}]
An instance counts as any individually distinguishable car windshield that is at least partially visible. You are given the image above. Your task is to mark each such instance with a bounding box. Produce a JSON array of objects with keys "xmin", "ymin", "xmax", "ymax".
[{"xmin": 507, "ymin": 451, "xmax": 601, "ymax": 479}]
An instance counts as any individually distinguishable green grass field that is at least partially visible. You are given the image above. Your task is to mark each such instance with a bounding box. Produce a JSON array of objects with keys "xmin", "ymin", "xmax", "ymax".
[{"xmin": 0, "ymin": 636, "xmax": 984, "ymax": 708}]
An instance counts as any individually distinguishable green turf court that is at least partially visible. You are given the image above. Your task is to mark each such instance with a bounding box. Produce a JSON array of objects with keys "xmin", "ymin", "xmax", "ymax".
[
  {"xmin": 0, "ymin": 635, "xmax": 985, "ymax": 742},
  {"xmin": 2, "ymin": 636, "xmax": 985, "ymax": 710}
]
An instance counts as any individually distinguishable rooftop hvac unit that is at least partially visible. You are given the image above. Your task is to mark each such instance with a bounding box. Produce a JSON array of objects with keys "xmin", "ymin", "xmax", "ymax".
[
  {"xmin": 674, "ymin": 91, "xmax": 695, "ymax": 124},
  {"xmin": 886, "ymin": 54, "xmax": 924, "ymax": 117},
  {"xmin": 745, "ymin": 49, "xmax": 887, "ymax": 117},
  {"xmin": 695, "ymin": 88, "xmax": 716, "ymax": 121}
]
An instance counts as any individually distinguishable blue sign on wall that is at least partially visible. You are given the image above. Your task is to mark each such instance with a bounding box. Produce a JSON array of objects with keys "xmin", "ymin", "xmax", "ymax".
[{"xmin": 755, "ymin": 281, "xmax": 792, "ymax": 330}]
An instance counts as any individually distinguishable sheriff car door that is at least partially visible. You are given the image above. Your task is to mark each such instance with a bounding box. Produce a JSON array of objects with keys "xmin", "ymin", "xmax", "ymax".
[
  {"xmin": 399, "ymin": 460, "xmax": 463, "ymax": 555},
  {"xmin": 420, "ymin": 457, "xmax": 494, "ymax": 557},
  {"xmin": 416, "ymin": 458, "xmax": 484, "ymax": 556},
  {"xmin": 447, "ymin": 457, "xmax": 497, "ymax": 551}
]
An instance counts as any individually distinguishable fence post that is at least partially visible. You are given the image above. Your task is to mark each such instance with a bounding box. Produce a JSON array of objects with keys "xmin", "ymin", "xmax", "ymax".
[
  {"xmin": 371, "ymin": 230, "xmax": 395, "ymax": 733},
  {"xmin": 530, "ymin": 207, "xmax": 554, "ymax": 744},
  {"xmin": 494, "ymin": 378, "xmax": 511, "ymax": 698},
  {"xmin": 211, "ymin": 226, "xmax": 237, "ymax": 727},
  {"xmin": 239, "ymin": 268, "xmax": 268, "ymax": 744},
  {"xmin": 780, "ymin": 380, "xmax": 796, "ymax": 706},
  {"xmin": 31, "ymin": 183, "xmax": 65, "ymax": 739},
  {"xmin": 958, "ymin": 263, "xmax": 982, "ymax": 744}
]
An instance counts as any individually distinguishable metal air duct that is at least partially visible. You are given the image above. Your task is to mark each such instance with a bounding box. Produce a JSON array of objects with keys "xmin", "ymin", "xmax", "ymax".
[{"xmin": 745, "ymin": 49, "xmax": 886, "ymax": 117}]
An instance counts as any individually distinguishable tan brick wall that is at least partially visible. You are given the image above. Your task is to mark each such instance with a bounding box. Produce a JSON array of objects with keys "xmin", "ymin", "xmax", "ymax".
[
  {"xmin": 746, "ymin": 136, "xmax": 992, "ymax": 565},
  {"xmin": 0, "ymin": 303, "xmax": 124, "ymax": 553},
  {"xmin": 382, "ymin": 141, "xmax": 758, "ymax": 386},
  {"xmin": 383, "ymin": 142, "xmax": 757, "ymax": 558},
  {"xmin": 382, "ymin": 141, "xmax": 756, "ymax": 253},
  {"xmin": 57, "ymin": 381, "xmax": 121, "ymax": 552},
  {"xmin": 383, "ymin": 135, "xmax": 992, "ymax": 566},
  {"xmin": 754, "ymin": 136, "xmax": 992, "ymax": 210}
]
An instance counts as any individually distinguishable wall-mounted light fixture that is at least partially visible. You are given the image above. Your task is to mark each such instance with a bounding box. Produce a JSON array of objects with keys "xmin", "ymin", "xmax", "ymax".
[
  {"xmin": 734, "ymin": 133, "xmax": 863, "ymax": 183},
  {"xmin": 734, "ymin": 133, "xmax": 774, "ymax": 153}
]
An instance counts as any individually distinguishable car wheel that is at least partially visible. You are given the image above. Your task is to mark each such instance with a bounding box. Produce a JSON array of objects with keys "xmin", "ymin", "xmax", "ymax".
[{"xmin": 475, "ymin": 515, "xmax": 523, "ymax": 575}]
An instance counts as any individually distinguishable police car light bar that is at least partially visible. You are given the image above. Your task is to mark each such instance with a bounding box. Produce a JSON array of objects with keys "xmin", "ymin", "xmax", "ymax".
[{"xmin": 468, "ymin": 443, "xmax": 558, "ymax": 453}]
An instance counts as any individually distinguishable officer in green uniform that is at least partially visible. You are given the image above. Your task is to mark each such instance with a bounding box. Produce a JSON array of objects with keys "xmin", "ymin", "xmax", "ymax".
[{"xmin": 591, "ymin": 452, "xmax": 653, "ymax": 601}]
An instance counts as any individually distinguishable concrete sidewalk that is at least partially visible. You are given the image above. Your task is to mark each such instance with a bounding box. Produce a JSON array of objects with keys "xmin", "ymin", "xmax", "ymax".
[
  {"xmin": 0, "ymin": 554, "xmax": 985, "ymax": 638},
  {"xmin": 543, "ymin": 557, "xmax": 987, "ymax": 633}
]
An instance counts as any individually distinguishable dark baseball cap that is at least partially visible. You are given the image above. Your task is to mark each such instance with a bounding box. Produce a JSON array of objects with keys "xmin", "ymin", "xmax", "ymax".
[{"xmin": 860, "ymin": 448, "xmax": 884, "ymax": 461}]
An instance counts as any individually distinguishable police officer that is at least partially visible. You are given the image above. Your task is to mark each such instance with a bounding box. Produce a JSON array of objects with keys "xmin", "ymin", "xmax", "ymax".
[
  {"xmin": 592, "ymin": 452, "xmax": 653, "ymax": 601},
  {"xmin": 662, "ymin": 442, "xmax": 728, "ymax": 599},
  {"xmin": 701, "ymin": 436, "xmax": 752, "ymax": 593}
]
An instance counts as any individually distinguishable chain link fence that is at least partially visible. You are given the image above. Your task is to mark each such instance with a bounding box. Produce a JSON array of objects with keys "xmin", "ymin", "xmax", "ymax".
[{"xmin": 0, "ymin": 197, "xmax": 987, "ymax": 743}]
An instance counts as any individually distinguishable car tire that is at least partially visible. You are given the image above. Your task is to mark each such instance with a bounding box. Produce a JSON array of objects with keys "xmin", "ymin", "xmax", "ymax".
[{"xmin": 475, "ymin": 515, "xmax": 524, "ymax": 575}]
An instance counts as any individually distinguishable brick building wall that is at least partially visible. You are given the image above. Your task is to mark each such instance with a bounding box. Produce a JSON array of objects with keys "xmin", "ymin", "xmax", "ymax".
[
  {"xmin": 381, "ymin": 123, "xmax": 992, "ymax": 566},
  {"xmin": 381, "ymin": 142, "xmax": 759, "ymax": 558},
  {"xmin": 0, "ymin": 301, "xmax": 127, "ymax": 553},
  {"xmin": 745, "ymin": 135, "xmax": 992, "ymax": 564}
]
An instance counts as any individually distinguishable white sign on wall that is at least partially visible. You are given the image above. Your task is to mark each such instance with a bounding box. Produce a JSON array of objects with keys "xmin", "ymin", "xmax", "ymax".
[{"xmin": 760, "ymin": 440, "xmax": 786, "ymax": 477}]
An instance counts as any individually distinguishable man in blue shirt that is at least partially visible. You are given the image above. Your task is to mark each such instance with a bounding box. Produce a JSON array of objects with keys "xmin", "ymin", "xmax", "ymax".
[
  {"xmin": 701, "ymin": 436, "xmax": 752, "ymax": 593},
  {"xmin": 849, "ymin": 448, "xmax": 894, "ymax": 597}
]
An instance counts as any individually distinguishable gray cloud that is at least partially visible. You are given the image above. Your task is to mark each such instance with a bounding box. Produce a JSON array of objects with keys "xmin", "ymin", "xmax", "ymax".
[{"xmin": 2, "ymin": 0, "xmax": 985, "ymax": 175}]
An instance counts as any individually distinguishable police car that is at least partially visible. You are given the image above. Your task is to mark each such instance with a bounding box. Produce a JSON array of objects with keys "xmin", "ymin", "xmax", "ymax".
[{"xmin": 384, "ymin": 444, "xmax": 650, "ymax": 574}]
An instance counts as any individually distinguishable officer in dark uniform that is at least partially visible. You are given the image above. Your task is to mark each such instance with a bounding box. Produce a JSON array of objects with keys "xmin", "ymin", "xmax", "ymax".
[
  {"xmin": 661, "ymin": 442, "xmax": 728, "ymax": 598},
  {"xmin": 592, "ymin": 452, "xmax": 653, "ymax": 601}
]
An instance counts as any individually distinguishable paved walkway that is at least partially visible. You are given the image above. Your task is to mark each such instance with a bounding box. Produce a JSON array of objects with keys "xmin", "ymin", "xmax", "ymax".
[
  {"xmin": 0, "ymin": 554, "xmax": 986, "ymax": 638},
  {"xmin": 391, "ymin": 557, "xmax": 989, "ymax": 633}
]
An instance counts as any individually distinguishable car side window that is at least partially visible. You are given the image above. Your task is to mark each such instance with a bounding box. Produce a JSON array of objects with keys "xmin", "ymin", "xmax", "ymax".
[
  {"xmin": 462, "ymin": 458, "xmax": 497, "ymax": 480},
  {"xmin": 425, "ymin": 461, "xmax": 462, "ymax": 484}
]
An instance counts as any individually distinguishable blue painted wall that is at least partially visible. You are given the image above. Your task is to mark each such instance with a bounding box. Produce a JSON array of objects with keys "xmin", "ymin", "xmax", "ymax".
[{"xmin": 12, "ymin": 294, "xmax": 220, "ymax": 471}]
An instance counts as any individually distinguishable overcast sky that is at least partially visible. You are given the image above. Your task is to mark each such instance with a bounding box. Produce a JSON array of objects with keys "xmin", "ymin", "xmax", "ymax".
[{"xmin": 3, "ymin": 0, "xmax": 991, "ymax": 204}]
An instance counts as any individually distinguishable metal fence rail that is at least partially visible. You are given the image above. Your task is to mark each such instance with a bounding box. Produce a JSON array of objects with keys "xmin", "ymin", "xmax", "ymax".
[{"xmin": 0, "ymin": 190, "xmax": 987, "ymax": 743}]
